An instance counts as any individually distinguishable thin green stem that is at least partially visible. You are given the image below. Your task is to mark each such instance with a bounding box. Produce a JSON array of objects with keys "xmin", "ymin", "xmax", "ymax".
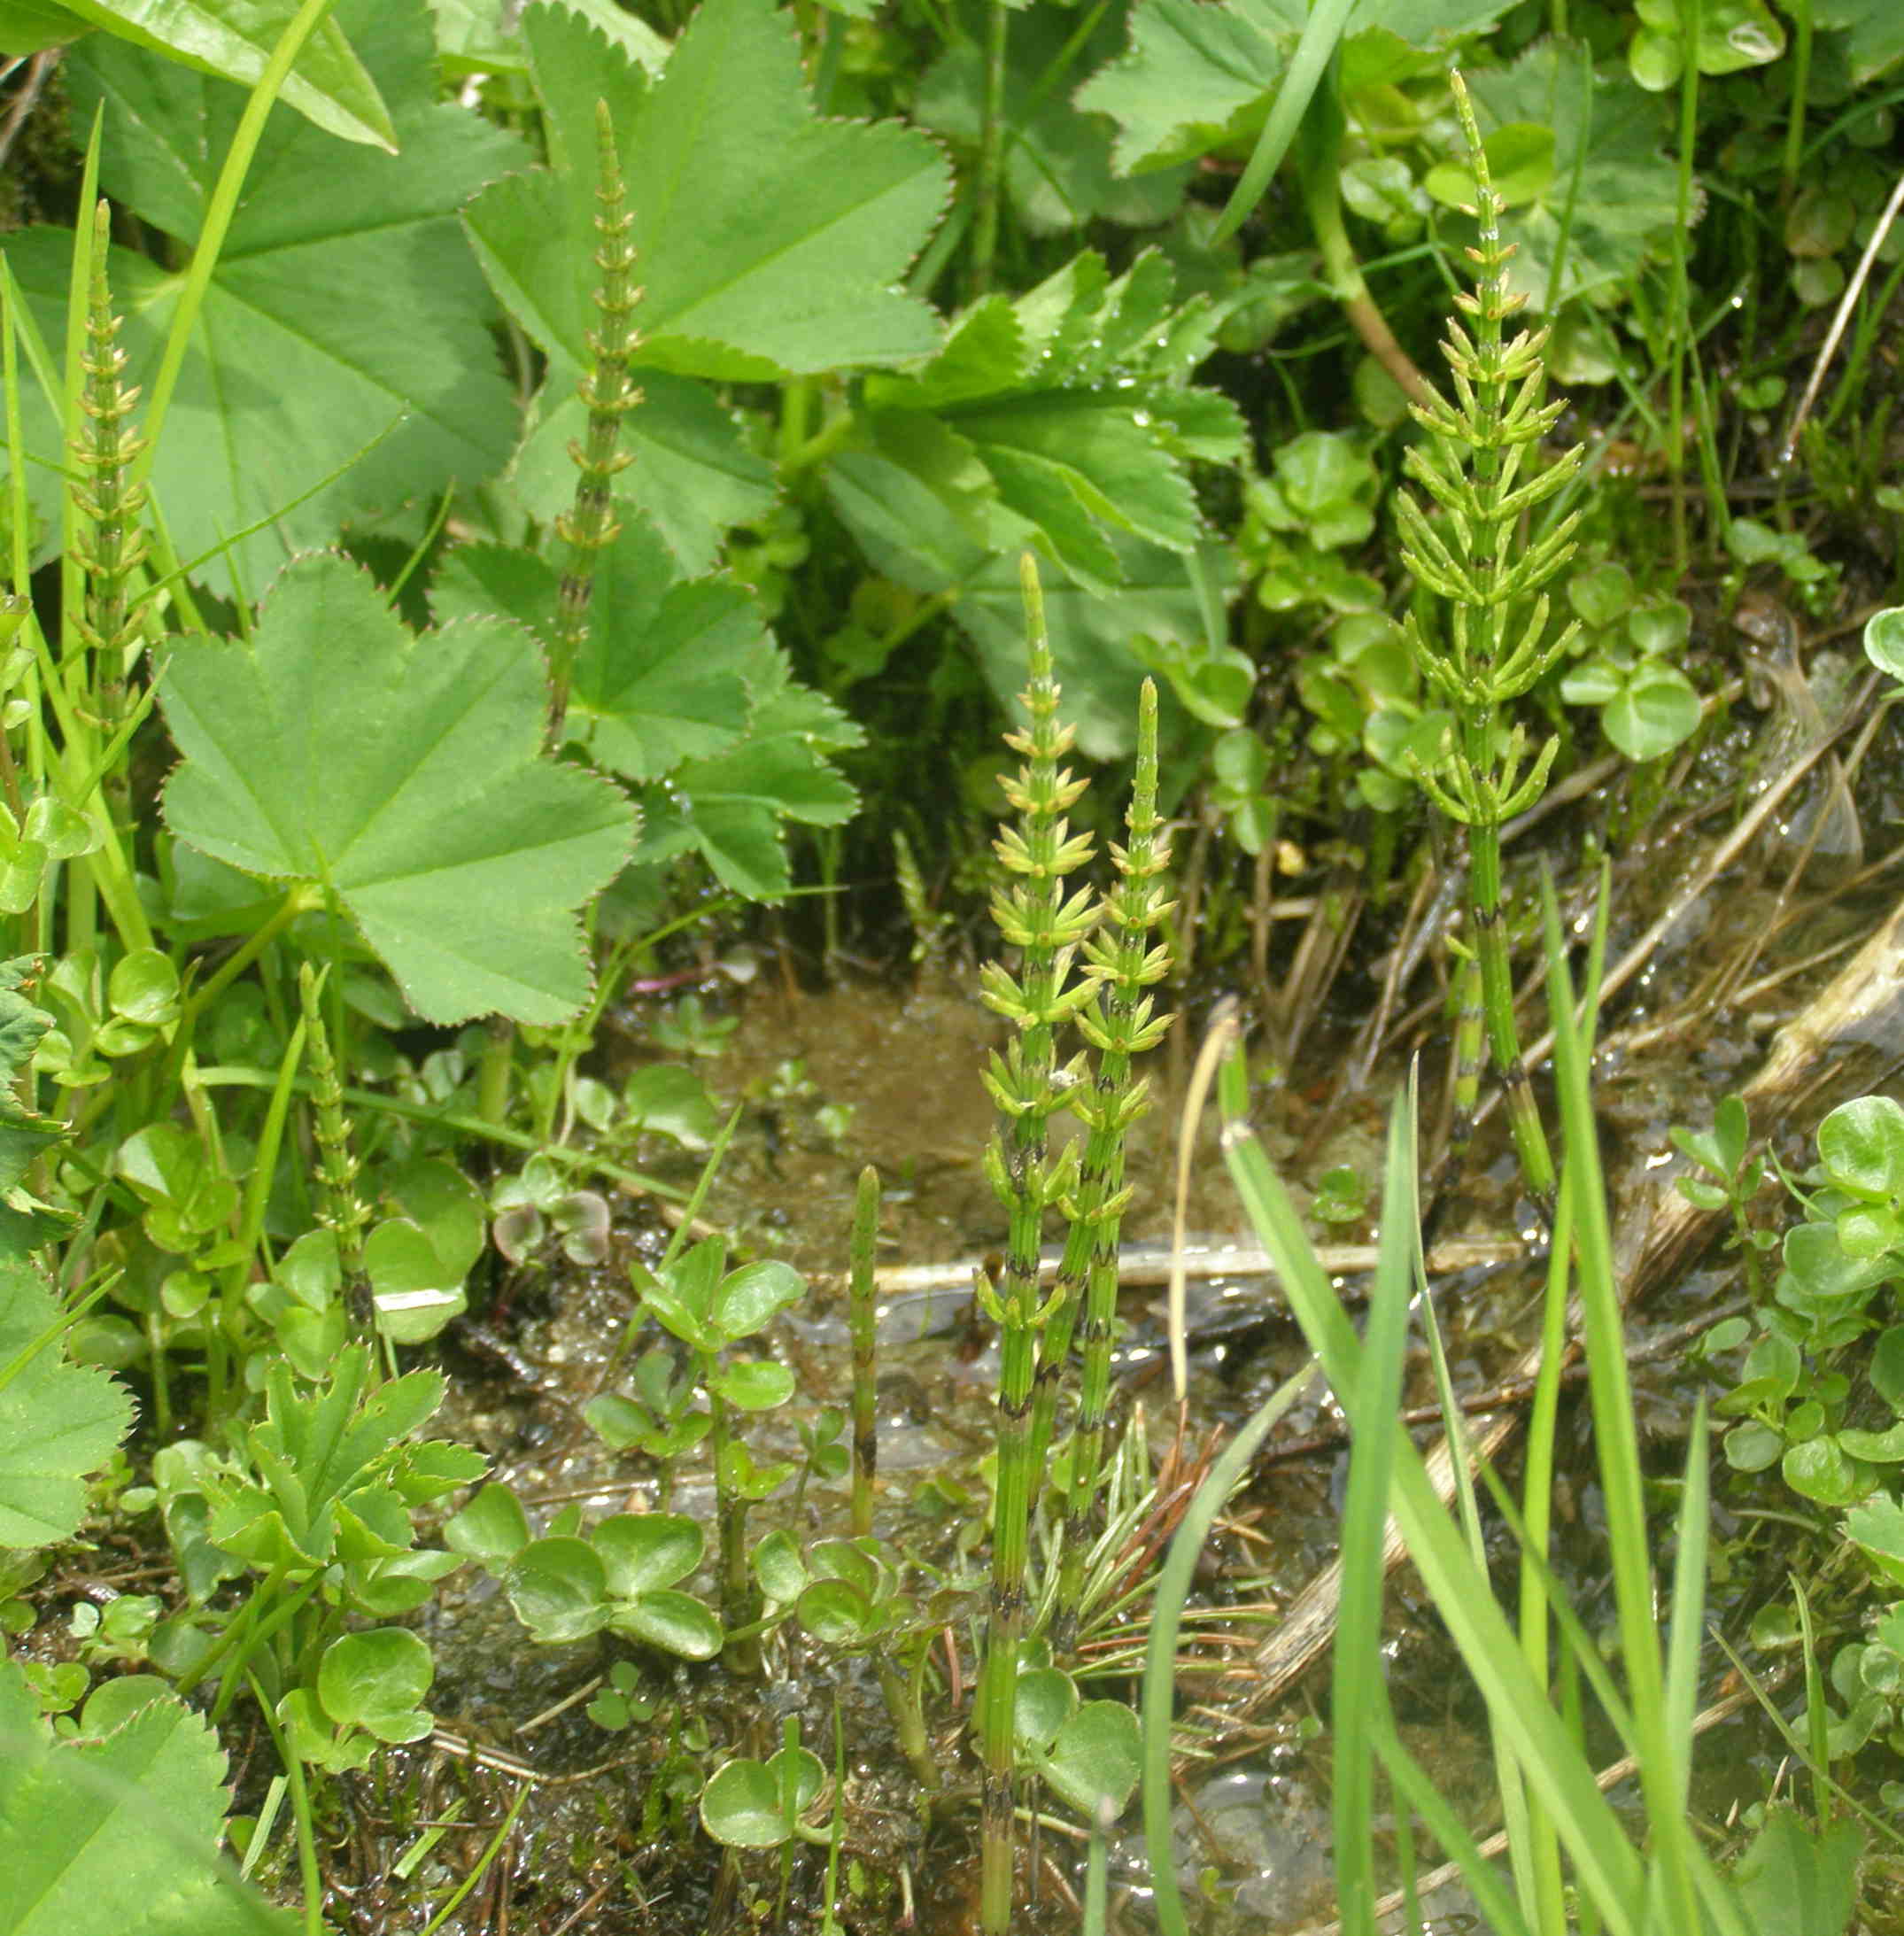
[
  {"xmin": 1782, "ymin": 0, "xmax": 1812, "ymax": 201},
  {"xmin": 1047, "ymin": 681, "xmax": 1173, "ymax": 1653},
  {"xmin": 709, "ymin": 1376, "xmax": 760, "ymax": 1677},
  {"xmin": 970, "ymin": 0, "xmax": 1009, "ymax": 298},
  {"xmin": 975, "ymin": 556, "xmax": 1095, "ymax": 1934},
  {"xmin": 848, "ymin": 1165, "xmax": 879, "ymax": 1541},
  {"xmin": 1400, "ymin": 72, "xmax": 1582, "ymax": 1231},
  {"xmin": 548, "ymin": 101, "xmax": 642, "ymax": 745},
  {"xmin": 1667, "ymin": 0, "xmax": 1701, "ymax": 569}
]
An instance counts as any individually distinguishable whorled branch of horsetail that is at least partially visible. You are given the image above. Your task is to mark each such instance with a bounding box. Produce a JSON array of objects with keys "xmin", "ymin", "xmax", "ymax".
[
  {"xmin": 974, "ymin": 555, "xmax": 1096, "ymax": 1935},
  {"xmin": 68, "ymin": 198, "xmax": 153, "ymax": 830},
  {"xmin": 1014, "ymin": 673, "xmax": 1167, "ymax": 1604},
  {"xmin": 1397, "ymin": 69, "xmax": 1583, "ymax": 1229},
  {"xmin": 298, "ymin": 964, "xmax": 369, "ymax": 1308},
  {"xmin": 848, "ymin": 1164, "xmax": 880, "ymax": 1541},
  {"xmin": 546, "ymin": 101, "xmax": 642, "ymax": 749},
  {"xmin": 1049, "ymin": 678, "xmax": 1173, "ymax": 1655}
]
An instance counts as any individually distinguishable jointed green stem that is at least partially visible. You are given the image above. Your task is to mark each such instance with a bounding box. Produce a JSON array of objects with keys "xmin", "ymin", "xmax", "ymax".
[
  {"xmin": 975, "ymin": 557, "xmax": 1096, "ymax": 1935},
  {"xmin": 1401, "ymin": 72, "xmax": 1583, "ymax": 1230},
  {"xmin": 1049, "ymin": 680, "xmax": 1173, "ymax": 1655},
  {"xmin": 547, "ymin": 101, "xmax": 643, "ymax": 747},
  {"xmin": 848, "ymin": 1165, "xmax": 879, "ymax": 1540},
  {"xmin": 298, "ymin": 964, "xmax": 368, "ymax": 1295}
]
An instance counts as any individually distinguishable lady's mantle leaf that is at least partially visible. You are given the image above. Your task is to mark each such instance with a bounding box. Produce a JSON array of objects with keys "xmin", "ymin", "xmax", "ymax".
[
  {"xmin": 57, "ymin": 0, "xmax": 395, "ymax": 149},
  {"xmin": 0, "ymin": 1258, "xmax": 135, "ymax": 1549},
  {"xmin": 0, "ymin": 1665, "xmax": 290, "ymax": 1934},
  {"xmin": 463, "ymin": 0, "xmax": 950, "ymax": 381},
  {"xmin": 159, "ymin": 554, "xmax": 634, "ymax": 1026},
  {"xmin": 430, "ymin": 517, "xmax": 861, "ymax": 902},
  {"xmin": 4, "ymin": 0, "xmax": 525, "ymax": 602}
]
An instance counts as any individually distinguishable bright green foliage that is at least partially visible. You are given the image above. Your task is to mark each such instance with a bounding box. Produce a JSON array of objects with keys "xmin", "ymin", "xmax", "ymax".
[
  {"xmin": 430, "ymin": 517, "xmax": 863, "ymax": 902},
  {"xmin": 159, "ymin": 553, "xmax": 635, "ymax": 1025},
  {"xmin": 1731, "ymin": 1808, "xmax": 1862, "ymax": 1936},
  {"xmin": 283, "ymin": 1627, "xmax": 435, "ymax": 1770},
  {"xmin": 700, "ymin": 1726, "xmax": 825, "ymax": 1849},
  {"xmin": 0, "ymin": 1665, "xmax": 291, "ymax": 1936},
  {"xmin": 444, "ymin": 1483, "xmax": 724, "ymax": 1659},
  {"xmin": 159, "ymin": 1345, "xmax": 482, "ymax": 1627},
  {"xmin": 1627, "ymin": 0, "xmax": 1784, "ymax": 90},
  {"xmin": 462, "ymin": 0, "xmax": 947, "ymax": 570},
  {"xmin": 1399, "ymin": 74, "xmax": 1585, "ymax": 1224},
  {"xmin": 424, "ymin": 0, "xmax": 669, "ymax": 78},
  {"xmin": 1011, "ymin": 1671, "xmax": 1141, "ymax": 1816},
  {"xmin": 1078, "ymin": 0, "xmax": 1516, "ymax": 177},
  {"xmin": 1559, "ymin": 568, "xmax": 1700, "ymax": 762},
  {"xmin": 466, "ymin": 0, "xmax": 948, "ymax": 383},
  {"xmin": 863, "ymin": 250, "xmax": 1246, "ymax": 595},
  {"xmin": 1865, "ymin": 605, "xmax": 1904, "ymax": 682},
  {"xmin": 2, "ymin": 0, "xmax": 524, "ymax": 602},
  {"xmin": 1815, "ymin": 0, "xmax": 1904, "ymax": 81},
  {"xmin": 19, "ymin": 0, "xmax": 395, "ymax": 147},
  {"xmin": 0, "ymin": 1258, "xmax": 133, "ymax": 1548},
  {"xmin": 839, "ymin": 248, "xmax": 1249, "ymax": 746},
  {"xmin": 0, "ymin": 963, "xmax": 77, "ymax": 1258}
]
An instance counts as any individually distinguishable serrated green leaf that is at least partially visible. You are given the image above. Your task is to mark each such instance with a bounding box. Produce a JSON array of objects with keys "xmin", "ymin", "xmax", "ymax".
[
  {"xmin": 1731, "ymin": 1807, "xmax": 1862, "ymax": 1936},
  {"xmin": 915, "ymin": 9, "xmax": 1192, "ymax": 231},
  {"xmin": 58, "ymin": 0, "xmax": 395, "ymax": 149},
  {"xmin": 434, "ymin": 519, "xmax": 767, "ymax": 781},
  {"xmin": 0, "ymin": 1664, "xmax": 292, "ymax": 1935},
  {"xmin": 0, "ymin": 1259, "xmax": 134, "ymax": 1548},
  {"xmin": 4, "ymin": 0, "xmax": 525, "ymax": 603},
  {"xmin": 1075, "ymin": 0, "xmax": 1287, "ymax": 175},
  {"xmin": 424, "ymin": 0, "xmax": 668, "ymax": 77},
  {"xmin": 159, "ymin": 554, "xmax": 635, "ymax": 1025},
  {"xmin": 463, "ymin": 0, "xmax": 948, "ymax": 383},
  {"xmin": 866, "ymin": 250, "xmax": 1242, "ymax": 595}
]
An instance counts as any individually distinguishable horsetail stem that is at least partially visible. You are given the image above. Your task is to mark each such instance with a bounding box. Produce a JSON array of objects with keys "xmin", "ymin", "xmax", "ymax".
[
  {"xmin": 1425, "ymin": 944, "xmax": 1486, "ymax": 1224},
  {"xmin": 975, "ymin": 555, "xmax": 1097, "ymax": 1936},
  {"xmin": 547, "ymin": 101, "xmax": 642, "ymax": 748},
  {"xmin": 69, "ymin": 199, "xmax": 151, "ymax": 828},
  {"xmin": 1398, "ymin": 70, "xmax": 1585, "ymax": 1229},
  {"xmin": 1049, "ymin": 679, "xmax": 1173, "ymax": 1654},
  {"xmin": 848, "ymin": 1165, "xmax": 879, "ymax": 1540},
  {"xmin": 298, "ymin": 965, "xmax": 368, "ymax": 1294}
]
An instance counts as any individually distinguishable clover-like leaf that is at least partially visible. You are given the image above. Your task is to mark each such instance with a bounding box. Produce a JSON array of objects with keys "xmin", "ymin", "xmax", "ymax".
[
  {"xmin": 316, "ymin": 1628, "xmax": 435, "ymax": 1745},
  {"xmin": 159, "ymin": 554, "xmax": 634, "ymax": 1025}
]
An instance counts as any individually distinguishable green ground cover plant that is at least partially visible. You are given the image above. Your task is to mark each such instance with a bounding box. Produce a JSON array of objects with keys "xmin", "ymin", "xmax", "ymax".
[{"xmin": 4, "ymin": 0, "xmax": 1904, "ymax": 1929}]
